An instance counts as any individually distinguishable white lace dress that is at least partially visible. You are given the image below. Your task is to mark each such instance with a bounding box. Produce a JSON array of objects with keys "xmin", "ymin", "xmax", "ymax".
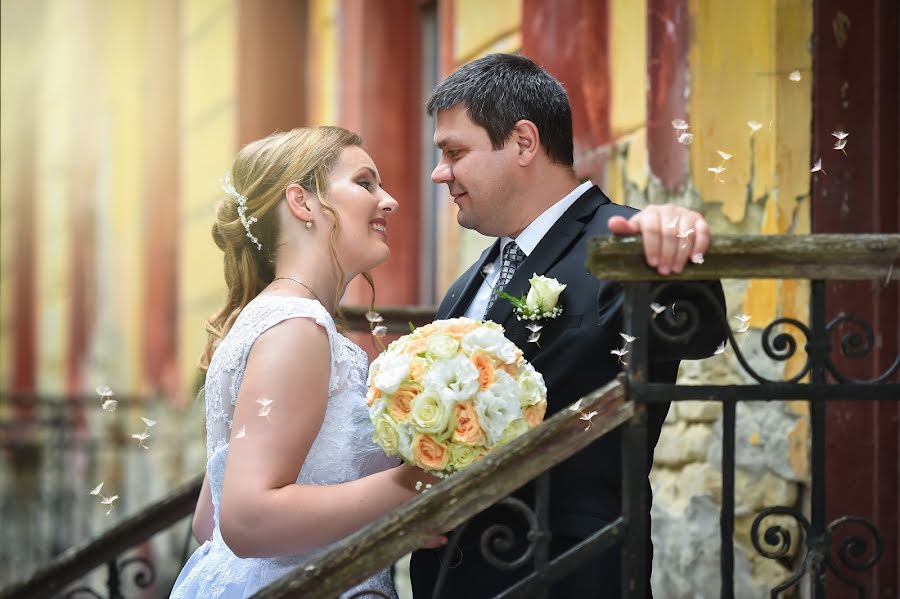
[{"xmin": 170, "ymin": 295, "xmax": 399, "ymax": 598}]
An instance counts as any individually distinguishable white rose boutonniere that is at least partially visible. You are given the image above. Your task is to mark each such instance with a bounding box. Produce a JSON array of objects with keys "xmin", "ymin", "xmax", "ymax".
[{"xmin": 496, "ymin": 274, "xmax": 567, "ymax": 322}]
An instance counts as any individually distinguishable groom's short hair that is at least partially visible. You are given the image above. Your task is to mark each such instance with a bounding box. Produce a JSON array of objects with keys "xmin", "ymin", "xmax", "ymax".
[{"xmin": 427, "ymin": 53, "xmax": 574, "ymax": 167}]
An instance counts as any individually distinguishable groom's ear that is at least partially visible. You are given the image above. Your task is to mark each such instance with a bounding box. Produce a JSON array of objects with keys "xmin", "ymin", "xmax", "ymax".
[
  {"xmin": 512, "ymin": 119, "xmax": 540, "ymax": 167},
  {"xmin": 285, "ymin": 183, "xmax": 314, "ymax": 222}
]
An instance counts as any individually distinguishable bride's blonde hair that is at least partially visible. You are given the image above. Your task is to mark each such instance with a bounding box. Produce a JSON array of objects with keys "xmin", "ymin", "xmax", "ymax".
[{"xmin": 199, "ymin": 126, "xmax": 368, "ymax": 371}]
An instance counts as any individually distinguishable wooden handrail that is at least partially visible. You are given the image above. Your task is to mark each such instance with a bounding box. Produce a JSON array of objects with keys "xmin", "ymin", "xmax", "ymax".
[
  {"xmin": 253, "ymin": 378, "xmax": 633, "ymax": 598},
  {"xmin": 588, "ymin": 234, "xmax": 900, "ymax": 280},
  {"xmin": 0, "ymin": 474, "xmax": 203, "ymax": 598}
]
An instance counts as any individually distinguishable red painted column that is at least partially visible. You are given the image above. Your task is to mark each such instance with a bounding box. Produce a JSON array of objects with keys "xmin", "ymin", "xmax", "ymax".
[
  {"xmin": 339, "ymin": 0, "xmax": 422, "ymax": 348},
  {"xmin": 522, "ymin": 0, "xmax": 611, "ymax": 183},
  {"xmin": 647, "ymin": 0, "xmax": 690, "ymax": 192},
  {"xmin": 813, "ymin": 1, "xmax": 899, "ymax": 596},
  {"xmin": 65, "ymin": 5, "xmax": 99, "ymax": 400},
  {"xmin": 237, "ymin": 0, "xmax": 308, "ymax": 145},
  {"xmin": 438, "ymin": 0, "xmax": 455, "ymax": 78},
  {"xmin": 141, "ymin": 0, "xmax": 181, "ymax": 400}
]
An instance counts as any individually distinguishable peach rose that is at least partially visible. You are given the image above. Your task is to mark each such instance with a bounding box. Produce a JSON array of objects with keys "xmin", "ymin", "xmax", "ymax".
[
  {"xmin": 415, "ymin": 323, "xmax": 439, "ymax": 337},
  {"xmin": 524, "ymin": 401, "xmax": 547, "ymax": 428},
  {"xmin": 453, "ymin": 400, "xmax": 485, "ymax": 445},
  {"xmin": 471, "ymin": 351, "xmax": 497, "ymax": 390},
  {"xmin": 408, "ymin": 357, "xmax": 428, "ymax": 382},
  {"xmin": 386, "ymin": 383, "xmax": 421, "ymax": 422},
  {"xmin": 411, "ymin": 433, "xmax": 449, "ymax": 471},
  {"xmin": 443, "ymin": 321, "xmax": 479, "ymax": 339},
  {"xmin": 403, "ymin": 338, "xmax": 429, "ymax": 356},
  {"xmin": 366, "ymin": 387, "xmax": 382, "ymax": 407},
  {"xmin": 502, "ymin": 362, "xmax": 519, "ymax": 376}
]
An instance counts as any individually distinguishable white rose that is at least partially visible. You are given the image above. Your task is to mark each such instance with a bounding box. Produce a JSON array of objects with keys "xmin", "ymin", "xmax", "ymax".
[
  {"xmin": 409, "ymin": 392, "xmax": 454, "ymax": 440},
  {"xmin": 461, "ymin": 327, "xmax": 518, "ymax": 364},
  {"xmin": 498, "ymin": 419, "xmax": 530, "ymax": 446},
  {"xmin": 525, "ymin": 275, "xmax": 567, "ymax": 312},
  {"xmin": 518, "ymin": 362, "xmax": 547, "ymax": 406},
  {"xmin": 373, "ymin": 354, "xmax": 412, "ymax": 395},
  {"xmin": 474, "ymin": 370, "xmax": 523, "ymax": 446},
  {"xmin": 423, "ymin": 355, "xmax": 480, "ymax": 404},
  {"xmin": 426, "ymin": 334, "xmax": 460, "ymax": 359},
  {"xmin": 372, "ymin": 413, "xmax": 400, "ymax": 455}
]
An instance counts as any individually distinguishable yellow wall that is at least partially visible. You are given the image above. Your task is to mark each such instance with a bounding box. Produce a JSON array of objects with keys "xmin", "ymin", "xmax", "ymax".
[
  {"xmin": 454, "ymin": 0, "xmax": 521, "ymax": 63},
  {"xmin": 100, "ymin": 0, "xmax": 147, "ymax": 392},
  {"xmin": 307, "ymin": 0, "xmax": 339, "ymax": 126},
  {"xmin": 609, "ymin": 0, "xmax": 647, "ymax": 139},
  {"xmin": 178, "ymin": 0, "xmax": 237, "ymax": 393},
  {"xmin": 686, "ymin": 0, "xmax": 812, "ymax": 333},
  {"xmin": 34, "ymin": 1, "xmax": 77, "ymax": 393}
]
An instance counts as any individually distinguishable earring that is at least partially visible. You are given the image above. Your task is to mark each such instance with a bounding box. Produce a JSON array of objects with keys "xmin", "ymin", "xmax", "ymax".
[{"xmin": 305, "ymin": 221, "xmax": 313, "ymax": 229}]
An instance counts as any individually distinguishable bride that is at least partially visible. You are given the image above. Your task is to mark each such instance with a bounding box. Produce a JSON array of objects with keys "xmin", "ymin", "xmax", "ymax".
[{"xmin": 171, "ymin": 126, "xmax": 443, "ymax": 598}]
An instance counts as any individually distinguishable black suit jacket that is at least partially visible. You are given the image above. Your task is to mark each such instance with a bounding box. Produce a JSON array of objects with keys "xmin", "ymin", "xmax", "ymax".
[{"xmin": 410, "ymin": 186, "xmax": 726, "ymax": 598}]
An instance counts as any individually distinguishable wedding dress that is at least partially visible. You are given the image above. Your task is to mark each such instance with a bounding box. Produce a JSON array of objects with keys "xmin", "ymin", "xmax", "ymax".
[{"xmin": 171, "ymin": 295, "xmax": 399, "ymax": 598}]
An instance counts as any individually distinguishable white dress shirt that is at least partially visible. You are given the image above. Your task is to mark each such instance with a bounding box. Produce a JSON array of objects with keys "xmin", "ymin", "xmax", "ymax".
[{"xmin": 464, "ymin": 180, "xmax": 594, "ymax": 319}]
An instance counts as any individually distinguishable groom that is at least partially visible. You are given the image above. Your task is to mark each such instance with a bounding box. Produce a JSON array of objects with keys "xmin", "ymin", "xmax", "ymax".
[{"xmin": 409, "ymin": 54, "xmax": 726, "ymax": 597}]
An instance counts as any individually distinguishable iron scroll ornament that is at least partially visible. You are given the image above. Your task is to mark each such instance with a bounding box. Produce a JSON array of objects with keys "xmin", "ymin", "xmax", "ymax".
[
  {"xmin": 61, "ymin": 556, "xmax": 156, "ymax": 599},
  {"xmin": 430, "ymin": 496, "xmax": 545, "ymax": 597},
  {"xmin": 750, "ymin": 507, "xmax": 882, "ymax": 598},
  {"xmin": 824, "ymin": 313, "xmax": 900, "ymax": 384},
  {"xmin": 645, "ymin": 282, "xmax": 898, "ymax": 385}
]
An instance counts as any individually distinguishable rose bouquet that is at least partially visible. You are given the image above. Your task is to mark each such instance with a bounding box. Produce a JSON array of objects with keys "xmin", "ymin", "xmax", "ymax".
[{"xmin": 367, "ymin": 318, "xmax": 547, "ymax": 476}]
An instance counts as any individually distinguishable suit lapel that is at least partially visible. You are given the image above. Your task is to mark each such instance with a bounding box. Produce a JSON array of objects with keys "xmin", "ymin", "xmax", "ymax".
[
  {"xmin": 483, "ymin": 186, "xmax": 610, "ymax": 328},
  {"xmin": 438, "ymin": 240, "xmax": 500, "ymax": 319}
]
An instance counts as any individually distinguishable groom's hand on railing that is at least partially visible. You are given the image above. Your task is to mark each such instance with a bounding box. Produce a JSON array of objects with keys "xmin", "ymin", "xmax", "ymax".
[{"xmin": 608, "ymin": 204, "xmax": 711, "ymax": 276}]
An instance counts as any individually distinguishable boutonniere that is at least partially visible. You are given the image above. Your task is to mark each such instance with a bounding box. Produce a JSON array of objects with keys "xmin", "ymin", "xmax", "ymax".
[
  {"xmin": 495, "ymin": 275, "xmax": 566, "ymax": 347},
  {"xmin": 496, "ymin": 274, "xmax": 567, "ymax": 321}
]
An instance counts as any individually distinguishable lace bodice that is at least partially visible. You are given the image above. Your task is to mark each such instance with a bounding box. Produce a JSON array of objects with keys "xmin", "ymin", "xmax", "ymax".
[{"xmin": 171, "ymin": 295, "xmax": 398, "ymax": 598}]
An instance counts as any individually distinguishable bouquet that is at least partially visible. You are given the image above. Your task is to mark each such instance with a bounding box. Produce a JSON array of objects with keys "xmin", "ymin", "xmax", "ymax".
[{"xmin": 367, "ymin": 318, "xmax": 548, "ymax": 476}]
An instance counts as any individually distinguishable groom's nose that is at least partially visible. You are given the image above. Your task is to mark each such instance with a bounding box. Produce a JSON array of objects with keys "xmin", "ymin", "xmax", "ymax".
[{"xmin": 431, "ymin": 159, "xmax": 453, "ymax": 185}]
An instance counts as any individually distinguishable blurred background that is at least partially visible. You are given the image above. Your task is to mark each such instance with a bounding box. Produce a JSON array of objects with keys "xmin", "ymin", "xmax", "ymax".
[{"xmin": 1, "ymin": 0, "xmax": 896, "ymax": 597}]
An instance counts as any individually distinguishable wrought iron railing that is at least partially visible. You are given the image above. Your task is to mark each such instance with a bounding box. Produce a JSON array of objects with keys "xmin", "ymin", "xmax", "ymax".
[
  {"xmin": 3, "ymin": 234, "xmax": 897, "ymax": 599},
  {"xmin": 595, "ymin": 234, "xmax": 898, "ymax": 599}
]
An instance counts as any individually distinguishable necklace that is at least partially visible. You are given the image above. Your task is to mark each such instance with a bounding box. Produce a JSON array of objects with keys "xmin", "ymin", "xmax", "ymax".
[{"xmin": 273, "ymin": 276, "xmax": 322, "ymax": 304}]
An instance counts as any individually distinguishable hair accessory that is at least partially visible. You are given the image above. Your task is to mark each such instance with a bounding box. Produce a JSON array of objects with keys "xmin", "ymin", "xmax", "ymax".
[
  {"xmin": 221, "ymin": 172, "xmax": 262, "ymax": 250},
  {"xmin": 306, "ymin": 221, "xmax": 313, "ymax": 229}
]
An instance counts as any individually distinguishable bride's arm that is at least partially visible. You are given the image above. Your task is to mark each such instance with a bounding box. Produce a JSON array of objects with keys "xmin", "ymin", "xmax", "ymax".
[
  {"xmin": 219, "ymin": 317, "xmax": 429, "ymax": 558},
  {"xmin": 191, "ymin": 474, "xmax": 214, "ymax": 543}
]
